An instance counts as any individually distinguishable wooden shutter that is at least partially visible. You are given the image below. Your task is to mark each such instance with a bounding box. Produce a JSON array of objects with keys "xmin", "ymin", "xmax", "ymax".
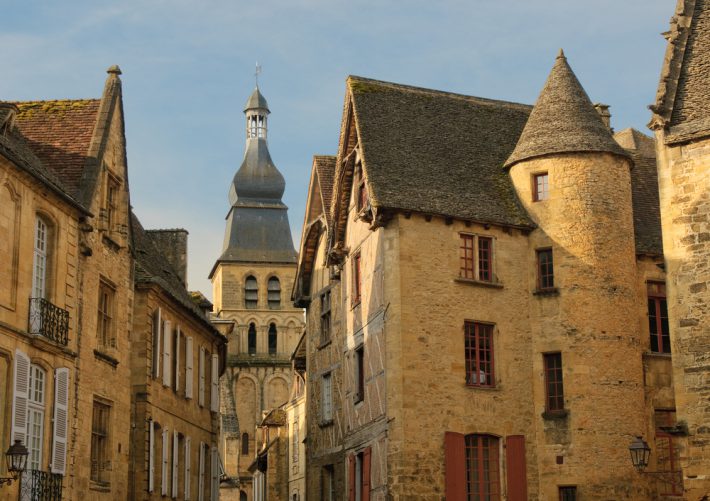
[
  {"xmin": 162, "ymin": 428, "xmax": 169, "ymax": 495},
  {"xmin": 185, "ymin": 337, "xmax": 194, "ymax": 399},
  {"xmin": 445, "ymin": 432, "xmax": 466, "ymax": 501},
  {"xmin": 210, "ymin": 354, "xmax": 219, "ymax": 412},
  {"xmin": 210, "ymin": 446, "xmax": 219, "ymax": 501},
  {"xmin": 198, "ymin": 442, "xmax": 205, "ymax": 501},
  {"xmin": 198, "ymin": 347, "xmax": 205, "ymax": 407},
  {"xmin": 362, "ymin": 447, "xmax": 372, "ymax": 501},
  {"xmin": 148, "ymin": 421, "xmax": 155, "ymax": 492},
  {"xmin": 51, "ymin": 367, "xmax": 70, "ymax": 474},
  {"xmin": 184, "ymin": 436, "xmax": 192, "ymax": 500},
  {"xmin": 175, "ymin": 326, "xmax": 181, "ymax": 393},
  {"xmin": 163, "ymin": 320, "xmax": 172, "ymax": 387},
  {"xmin": 11, "ymin": 349, "xmax": 30, "ymax": 445},
  {"xmin": 172, "ymin": 430, "xmax": 179, "ymax": 498},
  {"xmin": 348, "ymin": 453, "xmax": 356, "ymax": 501},
  {"xmin": 153, "ymin": 308, "xmax": 162, "ymax": 378},
  {"xmin": 505, "ymin": 435, "xmax": 528, "ymax": 501}
]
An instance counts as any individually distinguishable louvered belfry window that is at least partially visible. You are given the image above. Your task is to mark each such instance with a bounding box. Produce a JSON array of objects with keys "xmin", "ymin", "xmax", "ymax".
[
  {"xmin": 268, "ymin": 277, "xmax": 281, "ymax": 309},
  {"xmin": 245, "ymin": 276, "xmax": 258, "ymax": 309}
]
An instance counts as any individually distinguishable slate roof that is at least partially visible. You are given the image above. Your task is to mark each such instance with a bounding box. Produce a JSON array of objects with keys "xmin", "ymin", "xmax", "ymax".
[
  {"xmin": 614, "ymin": 128, "xmax": 663, "ymax": 256},
  {"xmin": 651, "ymin": 0, "xmax": 710, "ymax": 142},
  {"xmin": 132, "ymin": 212, "xmax": 223, "ymax": 338},
  {"xmin": 505, "ymin": 50, "xmax": 629, "ymax": 168},
  {"xmin": 347, "ymin": 76, "xmax": 534, "ymax": 228},
  {"xmin": 244, "ymin": 87, "xmax": 269, "ymax": 112},
  {"xmin": 11, "ymin": 99, "xmax": 101, "ymax": 198},
  {"xmin": 313, "ymin": 155, "xmax": 336, "ymax": 227}
]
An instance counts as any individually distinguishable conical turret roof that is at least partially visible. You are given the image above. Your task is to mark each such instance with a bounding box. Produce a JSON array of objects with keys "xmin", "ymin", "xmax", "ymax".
[
  {"xmin": 504, "ymin": 50, "xmax": 628, "ymax": 168},
  {"xmin": 244, "ymin": 87, "xmax": 269, "ymax": 112}
]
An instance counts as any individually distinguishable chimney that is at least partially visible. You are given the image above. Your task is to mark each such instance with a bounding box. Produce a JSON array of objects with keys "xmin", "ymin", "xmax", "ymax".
[
  {"xmin": 146, "ymin": 229, "xmax": 189, "ymax": 286},
  {"xmin": 593, "ymin": 103, "xmax": 612, "ymax": 131},
  {"xmin": 0, "ymin": 103, "xmax": 18, "ymax": 136}
]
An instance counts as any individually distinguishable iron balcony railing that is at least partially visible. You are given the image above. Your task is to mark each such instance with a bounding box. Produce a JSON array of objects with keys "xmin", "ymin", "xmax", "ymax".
[
  {"xmin": 20, "ymin": 469, "xmax": 63, "ymax": 501},
  {"xmin": 28, "ymin": 297, "xmax": 69, "ymax": 346}
]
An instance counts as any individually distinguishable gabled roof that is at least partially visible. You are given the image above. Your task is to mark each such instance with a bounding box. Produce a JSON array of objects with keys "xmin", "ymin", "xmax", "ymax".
[
  {"xmin": 614, "ymin": 128, "xmax": 663, "ymax": 256},
  {"xmin": 505, "ymin": 50, "xmax": 629, "ymax": 168},
  {"xmin": 131, "ymin": 212, "xmax": 224, "ymax": 340},
  {"xmin": 650, "ymin": 0, "xmax": 710, "ymax": 142},
  {"xmin": 314, "ymin": 155, "xmax": 336, "ymax": 228},
  {"xmin": 343, "ymin": 76, "xmax": 535, "ymax": 228}
]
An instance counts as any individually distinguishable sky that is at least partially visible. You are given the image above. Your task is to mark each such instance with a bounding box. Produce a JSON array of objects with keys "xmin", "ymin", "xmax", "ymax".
[{"xmin": 1, "ymin": 0, "xmax": 673, "ymax": 299}]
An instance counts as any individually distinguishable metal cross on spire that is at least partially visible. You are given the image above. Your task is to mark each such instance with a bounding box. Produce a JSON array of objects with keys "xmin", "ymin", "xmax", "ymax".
[{"xmin": 255, "ymin": 62, "xmax": 262, "ymax": 88}]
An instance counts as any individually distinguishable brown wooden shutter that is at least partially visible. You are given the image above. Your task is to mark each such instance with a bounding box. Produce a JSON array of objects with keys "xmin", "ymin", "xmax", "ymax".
[
  {"xmin": 362, "ymin": 448, "xmax": 372, "ymax": 501},
  {"xmin": 445, "ymin": 432, "xmax": 466, "ymax": 501},
  {"xmin": 348, "ymin": 453, "xmax": 356, "ymax": 501},
  {"xmin": 505, "ymin": 435, "xmax": 528, "ymax": 501}
]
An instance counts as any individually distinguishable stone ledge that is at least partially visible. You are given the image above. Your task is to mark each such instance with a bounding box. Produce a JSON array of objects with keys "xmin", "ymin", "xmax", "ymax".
[
  {"xmin": 454, "ymin": 277, "xmax": 504, "ymax": 289},
  {"xmin": 533, "ymin": 287, "xmax": 560, "ymax": 297}
]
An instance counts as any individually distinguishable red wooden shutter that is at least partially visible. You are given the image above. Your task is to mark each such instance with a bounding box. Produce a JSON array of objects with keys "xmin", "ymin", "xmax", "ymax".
[
  {"xmin": 348, "ymin": 453, "xmax": 356, "ymax": 501},
  {"xmin": 505, "ymin": 435, "xmax": 527, "ymax": 501},
  {"xmin": 445, "ymin": 432, "xmax": 466, "ymax": 501},
  {"xmin": 362, "ymin": 448, "xmax": 371, "ymax": 501}
]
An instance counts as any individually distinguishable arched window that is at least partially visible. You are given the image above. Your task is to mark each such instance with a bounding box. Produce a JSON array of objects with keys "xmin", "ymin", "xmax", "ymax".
[
  {"xmin": 240, "ymin": 491, "xmax": 248, "ymax": 501},
  {"xmin": 268, "ymin": 323, "xmax": 277, "ymax": 355},
  {"xmin": 241, "ymin": 432, "xmax": 249, "ymax": 455},
  {"xmin": 248, "ymin": 323, "xmax": 257, "ymax": 355},
  {"xmin": 32, "ymin": 215, "xmax": 49, "ymax": 299},
  {"xmin": 267, "ymin": 277, "xmax": 281, "ymax": 309},
  {"xmin": 245, "ymin": 276, "xmax": 258, "ymax": 309}
]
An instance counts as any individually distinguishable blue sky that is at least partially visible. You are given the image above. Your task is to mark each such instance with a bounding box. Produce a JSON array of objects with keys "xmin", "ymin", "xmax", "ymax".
[{"xmin": 1, "ymin": 0, "xmax": 672, "ymax": 298}]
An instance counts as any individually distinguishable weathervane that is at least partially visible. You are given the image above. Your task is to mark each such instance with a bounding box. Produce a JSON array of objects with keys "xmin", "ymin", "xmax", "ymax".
[{"xmin": 255, "ymin": 62, "xmax": 262, "ymax": 88}]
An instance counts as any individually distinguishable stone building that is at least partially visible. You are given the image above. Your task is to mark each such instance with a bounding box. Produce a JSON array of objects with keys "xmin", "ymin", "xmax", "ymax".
[
  {"xmin": 129, "ymin": 214, "xmax": 227, "ymax": 501},
  {"xmin": 212, "ymin": 87, "xmax": 305, "ymax": 501},
  {"xmin": 284, "ymin": 333, "xmax": 307, "ymax": 501},
  {"xmin": 0, "ymin": 66, "xmax": 134, "ymax": 499},
  {"xmin": 650, "ymin": 0, "xmax": 710, "ymax": 497},
  {"xmin": 294, "ymin": 51, "xmax": 678, "ymax": 499}
]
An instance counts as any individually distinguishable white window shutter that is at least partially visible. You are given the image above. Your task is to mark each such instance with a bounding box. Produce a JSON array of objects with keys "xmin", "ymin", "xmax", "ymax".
[
  {"xmin": 11, "ymin": 349, "xmax": 30, "ymax": 446},
  {"xmin": 162, "ymin": 428, "xmax": 169, "ymax": 496},
  {"xmin": 185, "ymin": 337, "xmax": 194, "ymax": 399},
  {"xmin": 198, "ymin": 442, "xmax": 205, "ymax": 501},
  {"xmin": 172, "ymin": 430, "xmax": 179, "ymax": 498},
  {"xmin": 163, "ymin": 320, "xmax": 172, "ymax": 387},
  {"xmin": 153, "ymin": 308, "xmax": 162, "ymax": 379},
  {"xmin": 175, "ymin": 326, "xmax": 181, "ymax": 393},
  {"xmin": 184, "ymin": 437, "xmax": 192, "ymax": 500},
  {"xmin": 210, "ymin": 446, "xmax": 219, "ymax": 501},
  {"xmin": 148, "ymin": 420, "xmax": 155, "ymax": 492},
  {"xmin": 210, "ymin": 354, "xmax": 219, "ymax": 413},
  {"xmin": 198, "ymin": 347, "xmax": 205, "ymax": 407},
  {"xmin": 51, "ymin": 367, "xmax": 69, "ymax": 474}
]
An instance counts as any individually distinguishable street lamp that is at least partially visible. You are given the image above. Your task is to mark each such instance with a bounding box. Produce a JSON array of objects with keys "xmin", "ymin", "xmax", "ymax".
[
  {"xmin": 1, "ymin": 440, "xmax": 28, "ymax": 486},
  {"xmin": 628, "ymin": 436, "xmax": 651, "ymax": 470}
]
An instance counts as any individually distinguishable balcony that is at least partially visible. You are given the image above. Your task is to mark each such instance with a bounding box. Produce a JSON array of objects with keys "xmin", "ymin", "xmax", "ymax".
[
  {"xmin": 28, "ymin": 298, "xmax": 69, "ymax": 346},
  {"xmin": 20, "ymin": 469, "xmax": 63, "ymax": 501}
]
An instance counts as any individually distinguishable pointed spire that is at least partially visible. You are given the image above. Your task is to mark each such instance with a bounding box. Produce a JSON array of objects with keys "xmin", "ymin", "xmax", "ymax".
[
  {"xmin": 504, "ymin": 50, "xmax": 628, "ymax": 168},
  {"xmin": 244, "ymin": 87, "xmax": 269, "ymax": 113}
]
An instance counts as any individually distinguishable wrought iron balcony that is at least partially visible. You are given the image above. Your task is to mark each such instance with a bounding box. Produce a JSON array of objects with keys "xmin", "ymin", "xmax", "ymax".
[
  {"xmin": 28, "ymin": 298, "xmax": 69, "ymax": 346},
  {"xmin": 20, "ymin": 469, "xmax": 63, "ymax": 501}
]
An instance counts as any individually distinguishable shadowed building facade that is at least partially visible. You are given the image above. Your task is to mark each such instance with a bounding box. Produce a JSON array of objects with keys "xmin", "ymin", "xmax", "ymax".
[{"xmin": 212, "ymin": 88, "xmax": 304, "ymax": 501}]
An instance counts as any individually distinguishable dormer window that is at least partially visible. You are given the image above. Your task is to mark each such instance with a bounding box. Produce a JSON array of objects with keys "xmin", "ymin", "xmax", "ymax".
[{"xmin": 247, "ymin": 113, "xmax": 267, "ymax": 139}]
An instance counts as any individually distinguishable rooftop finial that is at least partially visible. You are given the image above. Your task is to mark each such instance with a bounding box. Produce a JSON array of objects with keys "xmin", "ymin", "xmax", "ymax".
[
  {"xmin": 107, "ymin": 64, "xmax": 122, "ymax": 75},
  {"xmin": 557, "ymin": 48, "xmax": 566, "ymax": 60},
  {"xmin": 255, "ymin": 62, "xmax": 262, "ymax": 89}
]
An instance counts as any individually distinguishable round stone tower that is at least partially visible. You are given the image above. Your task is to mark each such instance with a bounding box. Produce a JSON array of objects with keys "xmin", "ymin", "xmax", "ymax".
[{"xmin": 506, "ymin": 50, "xmax": 652, "ymax": 499}]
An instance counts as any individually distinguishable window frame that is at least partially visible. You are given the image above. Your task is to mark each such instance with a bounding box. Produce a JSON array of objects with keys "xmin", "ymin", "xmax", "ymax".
[
  {"xmin": 536, "ymin": 248, "xmax": 554, "ymax": 291},
  {"xmin": 268, "ymin": 323, "xmax": 278, "ymax": 356},
  {"xmin": 352, "ymin": 252, "xmax": 362, "ymax": 306},
  {"xmin": 320, "ymin": 289, "xmax": 332, "ymax": 346},
  {"xmin": 465, "ymin": 434, "xmax": 501, "ymax": 501},
  {"xmin": 97, "ymin": 279, "xmax": 116, "ymax": 349},
  {"xmin": 464, "ymin": 321, "xmax": 495, "ymax": 388},
  {"xmin": 647, "ymin": 281, "xmax": 670, "ymax": 354},
  {"xmin": 459, "ymin": 233, "xmax": 495, "ymax": 283},
  {"xmin": 321, "ymin": 373, "xmax": 333, "ymax": 424},
  {"xmin": 245, "ymin": 276, "xmax": 258, "ymax": 309},
  {"xmin": 354, "ymin": 346, "xmax": 365, "ymax": 403},
  {"xmin": 558, "ymin": 486, "xmax": 577, "ymax": 501},
  {"xmin": 241, "ymin": 432, "xmax": 249, "ymax": 456},
  {"xmin": 533, "ymin": 172, "xmax": 549, "ymax": 202},
  {"xmin": 26, "ymin": 364, "xmax": 46, "ymax": 471},
  {"xmin": 543, "ymin": 352, "xmax": 565, "ymax": 413},
  {"xmin": 267, "ymin": 276, "xmax": 281, "ymax": 309},
  {"xmin": 90, "ymin": 399, "xmax": 112, "ymax": 485},
  {"xmin": 355, "ymin": 164, "xmax": 369, "ymax": 212},
  {"xmin": 654, "ymin": 409, "xmax": 682, "ymax": 496},
  {"xmin": 105, "ymin": 173, "xmax": 121, "ymax": 234},
  {"xmin": 32, "ymin": 215, "xmax": 50, "ymax": 300},
  {"xmin": 248, "ymin": 323, "xmax": 257, "ymax": 356}
]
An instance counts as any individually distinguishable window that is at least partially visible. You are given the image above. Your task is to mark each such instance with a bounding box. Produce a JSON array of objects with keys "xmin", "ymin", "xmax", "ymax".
[
  {"xmin": 321, "ymin": 373, "xmax": 332, "ymax": 423},
  {"xmin": 292, "ymin": 420, "xmax": 299, "ymax": 466},
  {"xmin": 320, "ymin": 290, "xmax": 331, "ymax": 345},
  {"xmin": 465, "ymin": 434, "xmax": 500, "ymax": 500},
  {"xmin": 355, "ymin": 346, "xmax": 364, "ymax": 403},
  {"xmin": 267, "ymin": 277, "xmax": 281, "ymax": 309},
  {"xmin": 348, "ymin": 449, "xmax": 371, "ymax": 501},
  {"xmin": 91, "ymin": 400, "xmax": 111, "ymax": 484},
  {"xmin": 533, "ymin": 172, "xmax": 549, "ymax": 202},
  {"xmin": 356, "ymin": 164, "xmax": 369, "ymax": 212},
  {"xmin": 26, "ymin": 364, "xmax": 46, "ymax": 471},
  {"xmin": 32, "ymin": 216, "xmax": 49, "ymax": 299},
  {"xmin": 558, "ymin": 486, "xmax": 577, "ymax": 501},
  {"xmin": 352, "ymin": 253, "xmax": 362, "ymax": 305},
  {"xmin": 322, "ymin": 465, "xmax": 335, "ymax": 501},
  {"xmin": 97, "ymin": 280, "xmax": 116, "ymax": 349},
  {"xmin": 105, "ymin": 175, "xmax": 120, "ymax": 233},
  {"xmin": 248, "ymin": 323, "xmax": 257, "ymax": 355},
  {"xmin": 464, "ymin": 322, "xmax": 494, "ymax": 387},
  {"xmin": 152, "ymin": 309, "xmax": 162, "ymax": 379},
  {"xmin": 544, "ymin": 353, "xmax": 564, "ymax": 413},
  {"xmin": 268, "ymin": 323, "xmax": 278, "ymax": 355},
  {"xmin": 245, "ymin": 276, "xmax": 258, "ymax": 309},
  {"xmin": 536, "ymin": 248, "xmax": 554, "ymax": 290},
  {"xmin": 247, "ymin": 113, "xmax": 266, "ymax": 139},
  {"xmin": 647, "ymin": 282, "xmax": 670, "ymax": 353},
  {"xmin": 241, "ymin": 433, "xmax": 249, "ymax": 455},
  {"xmin": 655, "ymin": 410, "xmax": 682, "ymax": 495},
  {"xmin": 459, "ymin": 234, "xmax": 494, "ymax": 282}
]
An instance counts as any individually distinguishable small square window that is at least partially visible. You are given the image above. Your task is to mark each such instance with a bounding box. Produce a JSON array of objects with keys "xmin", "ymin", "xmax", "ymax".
[{"xmin": 533, "ymin": 173, "xmax": 549, "ymax": 202}]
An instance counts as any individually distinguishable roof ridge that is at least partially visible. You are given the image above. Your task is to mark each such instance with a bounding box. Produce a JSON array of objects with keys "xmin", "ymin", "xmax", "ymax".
[
  {"xmin": 347, "ymin": 75, "xmax": 532, "ymax": 110},
  {"xmin": 9, "ymin": 98, "xmax": 100, "ymax": 105}
]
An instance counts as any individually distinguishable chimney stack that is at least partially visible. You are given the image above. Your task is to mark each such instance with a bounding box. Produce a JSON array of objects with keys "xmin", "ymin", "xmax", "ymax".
[
  {"xmin": 593, "ymin": 103, "xmax": 612, "ymax": 131},
  {"xmin": 146, "ymin": 229, "xmax": 189, "ymax": 286}
]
